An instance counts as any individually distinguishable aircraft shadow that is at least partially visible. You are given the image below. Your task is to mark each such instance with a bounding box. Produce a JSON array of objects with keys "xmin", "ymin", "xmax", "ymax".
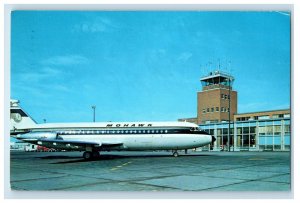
[{"xmin": 42, "ymin": 154, "xmax": 213, "ymax": 164}]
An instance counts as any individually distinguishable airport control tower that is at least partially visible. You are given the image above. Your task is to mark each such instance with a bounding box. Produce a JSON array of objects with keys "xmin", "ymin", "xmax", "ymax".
[{"xmin": 197, "ymin": 71, "xmax": 237, "ymax": 124}]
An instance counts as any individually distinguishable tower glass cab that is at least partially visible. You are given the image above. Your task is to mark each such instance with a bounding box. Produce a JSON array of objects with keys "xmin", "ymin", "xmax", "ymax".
[{"xmin": 200, "ymin": 71, "xmax": 234, "ymax": 91}]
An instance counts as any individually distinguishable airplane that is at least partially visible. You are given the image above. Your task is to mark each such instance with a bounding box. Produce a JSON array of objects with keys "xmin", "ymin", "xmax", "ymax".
[{"xmin": 10, "ymin": 99, "xmax": 216, "ymax": 159}]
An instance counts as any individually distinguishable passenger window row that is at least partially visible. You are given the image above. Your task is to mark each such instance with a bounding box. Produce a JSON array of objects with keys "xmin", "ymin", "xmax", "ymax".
[{"xmin": 58, "ymin": 129, "xmax": 169, "ymax": 135}]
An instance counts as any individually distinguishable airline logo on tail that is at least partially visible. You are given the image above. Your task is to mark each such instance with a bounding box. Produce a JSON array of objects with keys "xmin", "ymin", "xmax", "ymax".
[{"xmin": 10, "ymin": 100, "xmax": 37, "ymax": 131}]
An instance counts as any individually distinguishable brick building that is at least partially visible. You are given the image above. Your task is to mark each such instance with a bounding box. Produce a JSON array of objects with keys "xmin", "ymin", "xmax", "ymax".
[{"xmin": 178, "ymin": 71, "xmax": 291, "ymax": 151}]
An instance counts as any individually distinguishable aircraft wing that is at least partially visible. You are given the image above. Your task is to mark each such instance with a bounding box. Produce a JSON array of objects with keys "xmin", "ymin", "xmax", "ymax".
[{"xmin": 36, "ymin": 139, "xmax": 123, "ymax": 151}]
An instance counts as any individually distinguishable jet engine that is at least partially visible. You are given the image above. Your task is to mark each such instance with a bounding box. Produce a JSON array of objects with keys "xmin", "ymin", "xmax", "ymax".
[{"xmin": 17, "ymin": 131, "xmax": 58, "ymax": 140}]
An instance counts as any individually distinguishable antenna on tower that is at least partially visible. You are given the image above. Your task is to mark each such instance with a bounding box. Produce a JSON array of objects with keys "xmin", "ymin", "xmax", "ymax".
[
  {"xmin": 208, "ymin": 61, "xmax": 212, "ymax": 73},
  {"xmin": 224, "ymin": 59, "xmax": 230, "ymax": 74},
  {"xmin": 228, "ymin": 60, "xmax": 232, "ymax": 74},
  {"xmin": 206, "ymin": 63, "xmax": 208, "ymax": 75},
  {"xmin": 200, "ymin": 64, "xmax": 205, "ymax": 77}
]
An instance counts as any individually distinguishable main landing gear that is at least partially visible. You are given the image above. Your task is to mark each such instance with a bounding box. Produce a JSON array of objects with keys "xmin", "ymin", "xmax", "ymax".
[
  {"xmin": 172, "ymin": 151, "xmax": 179, "ymax": 157},
  {"xmin": 83, "ymin": 151, "xmax": 100, "ymax": 160}
]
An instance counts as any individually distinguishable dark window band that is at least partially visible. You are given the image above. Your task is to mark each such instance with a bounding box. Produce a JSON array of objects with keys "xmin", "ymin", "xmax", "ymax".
[{"xmin": 57, "ymin": 128, "xmax": 209, "ymax": 135}]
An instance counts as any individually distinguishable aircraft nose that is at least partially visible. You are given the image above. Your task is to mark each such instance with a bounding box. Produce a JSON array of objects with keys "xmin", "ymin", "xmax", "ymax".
[{"xmin": 211, "ymin": 135, "xmax": 216, "ymax": 143}]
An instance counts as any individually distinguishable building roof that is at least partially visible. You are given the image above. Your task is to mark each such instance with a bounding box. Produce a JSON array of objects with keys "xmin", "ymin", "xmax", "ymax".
[
  {"xmin": 235, "ymin": 109, "xmax": 290, "ymax": 116},
  {"xmin": 200, "ymin": 70, "xmax": 234, "ymax": 82}
]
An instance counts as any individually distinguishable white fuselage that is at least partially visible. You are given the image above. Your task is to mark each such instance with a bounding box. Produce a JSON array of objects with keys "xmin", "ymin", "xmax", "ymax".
[
  {"xmin": 60, "ymin": 133, "xmax": 211, "ymax": 150},
  {"xmin": 15, "ymin": 121, "xmax": 213, "ymax": 151}
]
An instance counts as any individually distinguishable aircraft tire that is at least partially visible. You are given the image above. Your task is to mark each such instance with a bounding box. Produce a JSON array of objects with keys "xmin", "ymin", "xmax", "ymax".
[
  {"xmin": 83, "ymin": 151, "xmax": 92, "ymax": 160},
  {"xmin": 173, "ymin": 151, "xmax": 179, "ymax": 157}
]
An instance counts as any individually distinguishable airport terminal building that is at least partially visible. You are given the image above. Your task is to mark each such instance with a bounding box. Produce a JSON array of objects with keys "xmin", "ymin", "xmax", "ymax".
[{"xmin": 179, "ymin": 71, "xmax": 291, "ymax": 151}]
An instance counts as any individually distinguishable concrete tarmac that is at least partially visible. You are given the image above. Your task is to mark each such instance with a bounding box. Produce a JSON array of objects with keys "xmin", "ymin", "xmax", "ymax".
[{"xmin": 10, "ymin": 151, "xmax": 291, "ymax": 192}]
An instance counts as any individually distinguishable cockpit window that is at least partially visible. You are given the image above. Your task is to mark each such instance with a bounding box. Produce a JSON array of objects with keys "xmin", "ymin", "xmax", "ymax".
[{"xmin": 190, "ymin": 127, "xmax": 200, "ymax": 131}]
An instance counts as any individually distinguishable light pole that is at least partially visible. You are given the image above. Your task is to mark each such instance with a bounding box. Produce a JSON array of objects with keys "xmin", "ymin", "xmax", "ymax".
[
  {"xmin": 227, "ymin": 76, "xmax": 234, "ymax": 152},
  {"xmin": 92, "ymin": 105, "xmax": 96, "ymax": 122},
  {"xmin": 228, "ymin": 78, "xmax": 231, "ymax": 152}
]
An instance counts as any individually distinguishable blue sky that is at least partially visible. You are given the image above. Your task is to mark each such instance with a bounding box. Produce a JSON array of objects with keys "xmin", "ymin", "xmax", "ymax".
[{"xmin": 11, "ymin": 11, "xmax": 291, "ymax": 123}]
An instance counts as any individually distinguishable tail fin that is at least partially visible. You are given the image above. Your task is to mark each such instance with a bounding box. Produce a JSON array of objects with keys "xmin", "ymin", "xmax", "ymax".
[{"xmin": 10, "ymin": 99, "xmax": 37, "ymax": 132}]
